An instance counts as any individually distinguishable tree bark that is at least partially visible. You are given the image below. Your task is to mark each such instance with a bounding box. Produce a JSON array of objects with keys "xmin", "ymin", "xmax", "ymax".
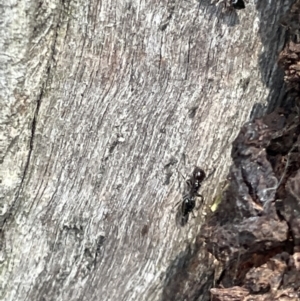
[{"xmin": 0, "ymin": 0, "xmax": 294, "ymax": 300}]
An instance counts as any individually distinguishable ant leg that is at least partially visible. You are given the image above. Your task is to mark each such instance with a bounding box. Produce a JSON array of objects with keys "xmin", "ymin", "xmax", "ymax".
[
  {"xmin": 176, "ymin": 169, "xmax": 188, "ymax": 192},
  {"xmin": 196, "ymin": 193, "xmax": 204, "ymax": 203},
  {"xmin": 178, "ymin": 170, "xmax": 186, "ymax": 181},
  {"xmin": 186, "ymin": 179, "xmax": 192, "ymax": 189},
  {"xmin": 195, "ymin": 194, "xmax": 204, "ymax": 210},
  {"xmin": 205, "ymin": 167, "xmax": 216, "ymax": 182},
  {"xmin": 173, "ymin": 200, "xmax": 181, "ymax": 209},
  {"xmin": 177, "ymin": 168, "xmax": 192, "ymax": 190}
]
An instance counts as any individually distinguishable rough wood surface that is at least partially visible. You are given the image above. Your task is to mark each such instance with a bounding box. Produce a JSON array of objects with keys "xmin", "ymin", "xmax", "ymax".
[{"xmin": 0, "ymin": 0, "xmax": 294, "ymax": 300}]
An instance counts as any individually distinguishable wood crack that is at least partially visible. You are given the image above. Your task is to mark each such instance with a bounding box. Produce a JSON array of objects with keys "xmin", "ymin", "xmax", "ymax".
[{"xmin": 0, "ymin": 2, "xmax": 64, "ymax": 229}]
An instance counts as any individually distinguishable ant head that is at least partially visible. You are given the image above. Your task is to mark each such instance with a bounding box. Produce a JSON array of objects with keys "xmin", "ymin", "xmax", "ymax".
[{"xmin": 193, "ymin": 167, "xmax": 206, "ymax": 182}]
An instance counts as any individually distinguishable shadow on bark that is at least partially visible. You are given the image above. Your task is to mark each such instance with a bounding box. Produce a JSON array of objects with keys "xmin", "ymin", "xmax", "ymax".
[
  {"xmin": 162, "ymin": 242, "xmax": 215, "ymax": 301},
  {"xmin": 255, "ymin": 0, "xmax": 291, "ymax": 115}
]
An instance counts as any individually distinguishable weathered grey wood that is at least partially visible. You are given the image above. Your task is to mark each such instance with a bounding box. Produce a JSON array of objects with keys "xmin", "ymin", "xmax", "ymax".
[{"xmin": 0, "ymin": 0, "xmax": 293, "ymax": 300}]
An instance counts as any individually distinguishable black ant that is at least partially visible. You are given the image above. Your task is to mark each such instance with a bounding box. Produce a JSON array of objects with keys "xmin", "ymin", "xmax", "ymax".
[
  {"xmin": 214, "ymin": 0, "xmax": 246, "ymax": 10},
  {"xmin": 176, "ymin": 167, "xmax": 215, "ymax": 227},
  {"xmin": 231, "ymin": 0, "xmax": 245, "ymax": 10}
]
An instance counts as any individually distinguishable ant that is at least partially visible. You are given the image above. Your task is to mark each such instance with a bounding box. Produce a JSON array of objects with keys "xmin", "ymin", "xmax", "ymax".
[
  {"xmin": 230, "ymin": 0, "xmax": 245, "ymax": 10},
  {"xmin": 176, "ymin": 167, "xmax": 215, "ymax": 227},
  {"xmin": 214, "ymin": 0, "xmax": 246, "ymax": 10}
]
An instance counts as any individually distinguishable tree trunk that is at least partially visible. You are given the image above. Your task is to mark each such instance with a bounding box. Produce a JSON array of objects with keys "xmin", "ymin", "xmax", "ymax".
[{"xmin": 0, "ymin": 0, "xmax": 293, "ymax": 300}]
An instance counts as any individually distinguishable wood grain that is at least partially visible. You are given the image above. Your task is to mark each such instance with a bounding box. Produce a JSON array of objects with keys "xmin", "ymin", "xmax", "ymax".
[{"xmin": 0, "ymin": 0, "xmax": 293, "ymax": 300}]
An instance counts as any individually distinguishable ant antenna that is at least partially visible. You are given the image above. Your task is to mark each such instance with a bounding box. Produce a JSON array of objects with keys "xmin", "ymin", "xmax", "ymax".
[{"xmin": 205, "ymin": 167, "xmax": 216, "ymax": 182}]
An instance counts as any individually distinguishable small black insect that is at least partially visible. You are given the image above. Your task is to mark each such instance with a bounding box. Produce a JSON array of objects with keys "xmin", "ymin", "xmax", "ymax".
[
  {"xmin": 214, "ymin": 0, "xmax": 246, "ymax": 10},
  {"xmin": 176, "ymin": 167, "xmax": 206, "ymax": 227},
  {"xmin": 231, "ymin": 0, "xmax": 245, "ymax": 10}
]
